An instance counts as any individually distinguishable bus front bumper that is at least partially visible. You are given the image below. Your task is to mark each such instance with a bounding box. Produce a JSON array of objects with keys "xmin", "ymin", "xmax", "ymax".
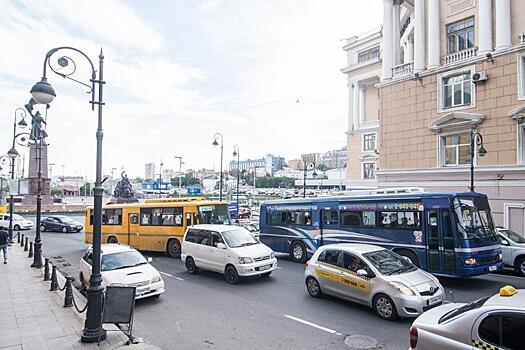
[{"xmin": 457, "ymin": 261, "xmax": 505, "ymax": 277}]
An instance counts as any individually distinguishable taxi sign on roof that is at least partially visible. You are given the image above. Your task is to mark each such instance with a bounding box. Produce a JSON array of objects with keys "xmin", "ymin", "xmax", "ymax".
[{"xmin": 499, "ymin": 285, "xmax": 517, "ymax": 297}]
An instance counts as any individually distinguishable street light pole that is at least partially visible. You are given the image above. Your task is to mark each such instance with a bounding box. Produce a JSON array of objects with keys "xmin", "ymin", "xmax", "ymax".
[
  {"xmin": 303, "ymin": 160, "xmax": 316, "ymax": 198},
  {"xmin": 469, "ymin": 128, "xmax": 487, "ymax": 192},
  {"xmin": 158, "ymin": 161, "xmax": 163, "ymax": 198},
  {"xmin": 30, "ymin": 46, "xmax": 107, "ymax": 343},
  {"xmin": 174, "ymin": 156, "xmax": 183, "ymax": 197},
  {"xmin": 233, "ymin": 145, "xmax": 240, "ymax": 218},
  {"xmin": 212, "ymin": 133, "xmax": 224, "ymax": 201}
]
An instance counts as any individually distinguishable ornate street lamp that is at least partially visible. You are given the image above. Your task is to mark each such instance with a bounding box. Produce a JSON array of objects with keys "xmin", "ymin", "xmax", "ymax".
[
  {"xmin": 469, "ymin": 129, "xmax": 487, "ymax": 192},
  {"xmin": 233, "ymin": 145, "xmax": 240, "ymax": 219},
  {"xmin": 303, "ymin": 161, "xmax": 316, "ymax": 198},
  {"xmin": 212, "ymin": 133, "xmax": 224, "ymax": 201},
  {"xmin": 31, "ymin": 46, "xmax": 107, "ymax": 343}
]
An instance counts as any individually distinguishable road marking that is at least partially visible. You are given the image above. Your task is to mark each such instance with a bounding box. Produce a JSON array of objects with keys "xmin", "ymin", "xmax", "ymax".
[
  {"xmin": 159, "ymin": 271, "xmax": 184, "ymax": 281},
  {"xmin": 284, "ymin": 314, "xmax": 342, "ymax": 336}
]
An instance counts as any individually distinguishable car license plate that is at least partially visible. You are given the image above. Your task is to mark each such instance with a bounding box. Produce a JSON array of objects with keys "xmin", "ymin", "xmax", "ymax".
[
  {"xmin": 489, "ymin": 265, "xmax": 497, "ymax": 272},
  {"xmin": 137, "ymin": 287, "xmax": 150, "ymax": 296},
  {"xmin": 258, "ymin": 264, "xmax": 271, "ymax": 271},
  {"xmin": 428, "ymin": 296, "xmax": 441, "ymax": 306}
]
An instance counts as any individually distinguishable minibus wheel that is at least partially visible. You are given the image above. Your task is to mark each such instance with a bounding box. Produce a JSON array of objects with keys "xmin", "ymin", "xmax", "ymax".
[
  {"xmin": 225, "ymin": 265, "xmax": 240, "ymax": 284},
  {"xmin": 167, "ymin": 239, "xmax": 181, "ymax": 258},
  {"xmin": 107, "ymin": 236, "xmax": 118, "ymax": 244},
  {"xmin": 290, "ymin": 241, "xmax": 307, "ymax": 263}
]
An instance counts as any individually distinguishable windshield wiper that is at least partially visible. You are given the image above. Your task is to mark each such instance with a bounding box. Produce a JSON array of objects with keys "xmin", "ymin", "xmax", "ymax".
[
  {"xmin": 387, "ymin": 266, "xmax": 412, "ymax": 275},
  {"xmin": 134, "ymin": 262, "xmax": 148, "ymax": 266},
  {"xmin": 111, "ymin": 265, "xmax": 135, "ymax": 270},
  {"xmin": 239, "ymin": 242, "xmax": 255, "ymax": 247}
]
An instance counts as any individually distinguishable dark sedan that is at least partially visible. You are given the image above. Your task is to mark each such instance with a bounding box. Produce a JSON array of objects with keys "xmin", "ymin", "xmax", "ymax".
[{"xmin": 41, "ymin": 216, "xmax": 84, "ymax": 233}]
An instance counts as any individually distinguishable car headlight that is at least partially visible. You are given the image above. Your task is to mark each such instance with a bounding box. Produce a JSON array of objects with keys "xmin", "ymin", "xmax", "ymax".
[
  {"xmin": 496, "ymin": 253, "xmax": 503, "ymax": 261},
  {"xmin": 270, "ymin": 252, "xmax": 275, "ymax": 259},
  {"xmin": 151, "ymin": 275, "xmax": 162, "ymax": 283},
  {"xmin": 465, "ymin": 257, "xmax": 477, "ymax": 266},
  {"xmin": 238, "ymin": 257, "xmax": 253, "ymax": 264},
  {"xmin": 389, "ymin": 281, "xmax": 415, "ymax": 296}
]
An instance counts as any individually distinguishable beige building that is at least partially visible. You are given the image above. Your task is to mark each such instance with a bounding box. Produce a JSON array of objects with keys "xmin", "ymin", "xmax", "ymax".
[{"xmin": 344, "ymin": 0, "xmax": 525, "ymax": 233}]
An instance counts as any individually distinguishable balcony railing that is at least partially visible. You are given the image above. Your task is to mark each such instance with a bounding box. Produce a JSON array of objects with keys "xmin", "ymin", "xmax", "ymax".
[
  {"xmin": 443, "ymin": 47, "xmax": 478, "ymax": 65},
  {"xmin": 392, "ymin": 61, "xmax": 414, "ymax": 78}
]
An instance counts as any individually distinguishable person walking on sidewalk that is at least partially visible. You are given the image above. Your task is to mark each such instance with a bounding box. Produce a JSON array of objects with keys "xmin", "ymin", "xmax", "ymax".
[{"xmin": 0, "ymin": 226, "xmax": 8, "ymax": 264}]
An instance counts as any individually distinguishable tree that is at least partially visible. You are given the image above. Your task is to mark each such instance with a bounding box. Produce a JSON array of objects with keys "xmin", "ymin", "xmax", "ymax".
[
  {"xmin": 80, "ymin": 183, "xmax": 92, "ymax": 196},
  {"xmin": 245, "ymin": 176, "xmax": 295, "ymax": 188},
  {"xmin": 171, "ymin": 175, "xmax": 201, "ymax": 187},
  {"xmin": 50, "ymin": 187, "xmax": 63, "ymax": 196},
  {"xmin": 317, "ymin": 163, "xmax": 329, "ymax": 172}
]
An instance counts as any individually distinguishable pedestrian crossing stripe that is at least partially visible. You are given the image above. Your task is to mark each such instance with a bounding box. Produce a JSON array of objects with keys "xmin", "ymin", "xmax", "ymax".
[{"xmin": 472, "ymin": 339, "xmax": 501, "ymax": 350}]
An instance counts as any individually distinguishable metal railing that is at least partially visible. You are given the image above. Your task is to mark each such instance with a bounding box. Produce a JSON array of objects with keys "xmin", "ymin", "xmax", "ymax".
[
  {"xmin": 443, "ymin": 47, "xmax": 478, "ymax": 65},
  {"xmin": 392, "ymin": 61, "xmax": 414, "ymax": 78}
]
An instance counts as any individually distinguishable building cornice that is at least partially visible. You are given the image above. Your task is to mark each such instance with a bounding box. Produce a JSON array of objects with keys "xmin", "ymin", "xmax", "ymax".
[
  {"xmin": 341, "ymin": 57, "xmax": 382, "ymax": 74},
  {"xmin": 377, "ymin": 165, "xmax": 525, "ymax": 176},
  {"xmin": 342, "ymin": 28, "xmax": 382, "ymax": 51}
]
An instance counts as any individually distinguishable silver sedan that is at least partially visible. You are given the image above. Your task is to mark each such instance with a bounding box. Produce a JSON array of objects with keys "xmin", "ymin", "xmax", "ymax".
[{"xmin": 304, "ymin": 243, "xmax": 444, "ymax": 320}]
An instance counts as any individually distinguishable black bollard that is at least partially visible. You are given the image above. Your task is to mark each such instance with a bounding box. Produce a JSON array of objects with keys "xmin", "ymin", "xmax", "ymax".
[
  {"xmin": 44, "ymin": 258, "xmax": 50, "ymax": 281},
  {"xmin": 50, "ymin": 265, "xmax": 58, "ymax": 291},
  {"xmin": 24, "ymin": 237, "xmax": 28, "ymax": 251},
  {"xmin": 64, "ymin": 276, "xmax": 75, "ymax": 307},
  {"xmin": 20, "ymin": 234, "xmax": 24, "ymax": 247},
  {"xmin": 17, "ymin": 233, "xmax": 20, "ymax": 244},
  {"xmin": 28, "ymin": 242, "xmax": 33, "ymax": 258}
]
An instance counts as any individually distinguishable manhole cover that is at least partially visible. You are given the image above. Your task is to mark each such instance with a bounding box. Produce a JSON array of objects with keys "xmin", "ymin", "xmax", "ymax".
[{"xmin": 344, "ymin": 335, "xmax": 380, "ymax": 349}]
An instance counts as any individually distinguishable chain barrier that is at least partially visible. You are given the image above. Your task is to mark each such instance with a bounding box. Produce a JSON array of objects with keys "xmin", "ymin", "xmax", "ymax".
[{"xmin": 48, "ymin": 263, "xmax": 88, "ymax": 314}]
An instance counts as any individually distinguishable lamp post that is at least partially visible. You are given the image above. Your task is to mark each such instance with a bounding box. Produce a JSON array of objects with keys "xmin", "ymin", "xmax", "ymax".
[
  {"xmin": 469, "ymin": 129, "xmax": 487, "ymax": 192},
  {"xmin": 303, "ymin": 161, "xmax": 317, "ymax": 198},
  {"xmin": 158, "ymin": 161, "xmax": 163, "ymax": 198},
  {"xmin": 233, "ymin": 145, "xmax": 240, "ymax": 218},
  {"xmin": 174, "ymin": 156, "xmax": 183, "ymax": 197},
  {"xmin": 30, "ymin": 46, "xmax": 107, "ymax": 343},
  {"xmin": 212, "ymin": 133, "xmax": 224, "ymax": 201}
]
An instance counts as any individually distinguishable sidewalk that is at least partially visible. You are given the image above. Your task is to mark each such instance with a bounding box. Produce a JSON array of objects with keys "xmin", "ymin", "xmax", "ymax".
[{"xmin": 0, "ymin": 243, "xmax": 161, "ymax": 350}]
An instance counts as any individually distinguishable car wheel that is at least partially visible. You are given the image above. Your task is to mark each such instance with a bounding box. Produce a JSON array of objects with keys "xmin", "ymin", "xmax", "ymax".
[
  {"xmin": 290, "ymin": 241, "xmax": 307, "ymax": 263},
  {"xmin": 306, "ymin": 277, "xmax": 322, "ymax": 297},
  {"xmin": 225, "ymin": 265, "xmax": 240, "ymax": 284},
  {"xmin": 107, "ymin": 236, "xmax": 118, "ymax": 244},
  {"xmin": 40, "ymin": 225, "xmax": 46, "ymax": 232},
  {"xmin": 185, "ymin": 257, "xmax": 198, "ymax": 274},
  {"xmin": 62, "ymin": 227, "xmax": 68, "ymax": 233},
  {"xmin": 515, "ymin": 257, "xmax": 525, "ymax": 277},
  {"xmin": 167, "ymin": 239, "xmax": 181, "ymax": 258},
  {"xmin": 396, "ymin": 250, "xmax": 420, "ymax": 268},
  {"xmin": 373, "ymin": 294, "xmax": 398, "ymax": 321},
  {"xmin": 13, "ymin": 224, "xmax": 20, "ymax": 231}
]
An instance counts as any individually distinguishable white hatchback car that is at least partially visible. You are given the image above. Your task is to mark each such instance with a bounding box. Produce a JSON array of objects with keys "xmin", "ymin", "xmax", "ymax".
[
  {"xmin": 79, "ymin": 244, "xmax": 164, "ymax": 299},
  {"xmin": 181, "ymin": 224, "xmax": 277, "ymax": 284},
  {"xmin": 0, "ymin": 214, "xmax": 34, "ymax": 231}
]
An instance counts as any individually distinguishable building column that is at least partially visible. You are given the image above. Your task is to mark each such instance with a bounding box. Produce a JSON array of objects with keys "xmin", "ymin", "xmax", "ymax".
[
  {"xmin": 414, "ymin": 0, "xmax": 426, "ymax": 72},
  {"xmin": 478, "ymin": 0, "xmax": 493, "ymax": 54},
  {"xmin": 382, "ymin": 0, "xmax": 394, "ymax": 80},
  {"xmin": 495, "ymin": 0, "xmax": 511, "ymax": 50},
  {"xmin": 353, "ymin": 82, "xmax": 360, "ymax": 130},
  {"xmin": 392, "ymin": 0, "xmax": 401, "ymax": 66},
  {"xmin": 406, "ymin": 33, "xmax": 414, "ymax": 62},
  {"xmin": 359, "ymin": 84, "xmax": 366, "ymax": 124},
  {"xmin": 348, "ymin": 81, "xmax": 354, "ymax": 133},
  {"xmin": 427, "ymin": 0, "xmax": 440, "ymax": 68}
]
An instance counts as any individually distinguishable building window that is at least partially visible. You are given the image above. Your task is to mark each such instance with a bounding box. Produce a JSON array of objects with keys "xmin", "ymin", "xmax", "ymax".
[
  {"xmin": 363, "ymin": 162, "xmax": 375, "ymax": 179},
  {"xmin": 363, "ymin": 132, "xmax": 377, "ymax": 151},
  {"xmin": 443, "ymin": 73, "xmax": 472, "ymax": 108},
  {"xmin": 518, "ymin": 53, "xmax": 525, "ymax": 100},
  {"xmin": 358, "ymin": 46, "xmax": 380, "ymax": 63},
  {"xmin": 447, "ymin": 17, "xmax": 474, "ymax": 54},
  {"xmin": 442, "ymin": 132, "xmax": 471, "ymax": 166}
]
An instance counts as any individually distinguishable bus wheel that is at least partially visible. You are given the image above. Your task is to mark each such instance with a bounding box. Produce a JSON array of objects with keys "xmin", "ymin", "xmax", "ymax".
[
  {"xmin": 290, "ymin": 241, "xmax": 307, "ymax": 263},
  {"xmin": 107, "ymin": 236, "xmax": 118, "ymax": 244},
  {"xmin": 396, "ymin": 250, "xmax": 420, "ymax": 268},
  {"xmin": 167, "ymin": 239, "xmax": 181, "ymax": 258}
]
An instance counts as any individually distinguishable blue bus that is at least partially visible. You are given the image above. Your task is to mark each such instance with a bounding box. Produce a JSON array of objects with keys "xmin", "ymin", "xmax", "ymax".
[{"xmin": 259, "ymin": 192, "xmax": 504, "ymax": 277}]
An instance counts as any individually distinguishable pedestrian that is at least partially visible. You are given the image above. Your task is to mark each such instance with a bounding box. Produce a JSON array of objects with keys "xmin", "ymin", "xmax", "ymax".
[{"xmin": 0, "ymin": 225, "xmax": 8, "ymax": 264}]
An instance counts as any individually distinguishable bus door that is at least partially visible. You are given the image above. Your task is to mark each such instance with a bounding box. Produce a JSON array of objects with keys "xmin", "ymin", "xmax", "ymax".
[
  {"xmin": 320, "ymin": 207, "xmax": 339, "ymax": 246},
  {"xmin": 185, "ymin": 206, "xmax": 197, "ymax": 227},
  {"xmin": 425, "ymin": 208, "xmax": 455, "ymax": 275},
  {"xmin": 127, "ymin": 213, "xmax": 140, "ymax": 248}
]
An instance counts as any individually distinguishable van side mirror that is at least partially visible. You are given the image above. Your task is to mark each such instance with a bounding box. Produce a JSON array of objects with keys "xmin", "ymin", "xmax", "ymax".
[
  {"xmin": 216, "ymin": 243, "xmax": 226, "ymax": 249},
  {"xmin": 500, "ymin": 240, "xmax": 510, "ymax": 246},
  {"xmin": 147, "ymin": 257, "xmax": 153, "ymax": 263}
]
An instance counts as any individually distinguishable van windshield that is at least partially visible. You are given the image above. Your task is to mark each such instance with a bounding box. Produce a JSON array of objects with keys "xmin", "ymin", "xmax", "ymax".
[{"xmin": 222, "ymin": 228, "xmax": 258, "ymax": 248}]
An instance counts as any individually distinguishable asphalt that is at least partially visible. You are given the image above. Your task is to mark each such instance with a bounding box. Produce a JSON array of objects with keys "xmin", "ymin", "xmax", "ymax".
[{"xmin": 19, "ymin": 214, "xmax": 525, "ymax": 350}]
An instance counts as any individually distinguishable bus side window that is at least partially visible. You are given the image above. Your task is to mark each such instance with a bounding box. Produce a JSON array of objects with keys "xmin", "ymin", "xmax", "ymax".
[
  {"xmin": 323, "ymin": 211, "xmax": 338, "ymax": 225},
  {"xmin": 185, "ymin": 213, "xmax": 192, "ymax": 227}
]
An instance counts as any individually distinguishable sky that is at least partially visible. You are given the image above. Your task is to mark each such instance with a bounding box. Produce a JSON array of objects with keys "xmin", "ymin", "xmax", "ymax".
[{"xmin": 0, "ymin": 0, "xmax": 382, "ymax": 179}]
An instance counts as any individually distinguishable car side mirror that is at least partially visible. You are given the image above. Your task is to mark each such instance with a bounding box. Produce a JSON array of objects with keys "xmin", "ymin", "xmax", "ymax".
[
  {"xmin": 500, "ymin": 240, "xmax": 510, "ymax": 246},
  {"xmin": 147, "ymin": 257, "xmax": 153, "ymax": 263},
  {"xmin": 356, "ymin": 269, "xmax": 368, "ymax": 277},
  {"xmin": 216, "ymin": 243, "xmax": 226, "ymax": 249}
]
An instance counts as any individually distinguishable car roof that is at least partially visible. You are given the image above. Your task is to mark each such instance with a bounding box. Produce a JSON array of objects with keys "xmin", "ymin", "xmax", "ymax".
[
  {"xmin": 319, "ymin": 243, "xmax": 384, "ymax": 254},
  {"xmin": 88, "ymin": 244, "xmax": 138, "ymax": 255},
  {"xmin": 485, "ymin": 290, "xmax": 525, "ymax": 308},
  {"xmin": 190, "ymin": 224, "xmax": 244, "ymax": 233}
]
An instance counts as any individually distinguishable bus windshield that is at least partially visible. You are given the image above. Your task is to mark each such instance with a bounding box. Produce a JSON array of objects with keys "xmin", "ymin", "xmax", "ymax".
[
  {"xmin": 198, "ymin": 204, "xmax": 230, "ymax": 225},
  {"xmin": 454, "ymin": 197, "xmax": 497, "ymax": 241}
]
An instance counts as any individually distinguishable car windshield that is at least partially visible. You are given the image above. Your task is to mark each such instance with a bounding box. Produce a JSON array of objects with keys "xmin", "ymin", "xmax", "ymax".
[
  {"xmin": 438, "ymin": 296, "xmax": 491, "ymax": 324},
  {"xmin": 101, "ymin": 251, "xmax": 148, "ymax": 272},
  {"xmin": 198, "ymin": 204, "xmax": 230, "ymax": 225},
  {"xmin": 363, "ymin": 249, "xmax": 417, "ymax": 275},
  {"xmin": 454, "ymin": 197, "xmax": 497, "ymax": 241},
  {"xmin": 57, "ymin": 216, "xmax": 75, "ymax": 223},
  {"xmin": 12, "ymin": 214, "xmax": 24, "ymax": 221},
  {"xmin": 222, "ymin": 228, "xmax": 258, "ymax": 248},
  {"xmin": 499, "ymin": 229, "xmax": 525, "ymax": 244}
]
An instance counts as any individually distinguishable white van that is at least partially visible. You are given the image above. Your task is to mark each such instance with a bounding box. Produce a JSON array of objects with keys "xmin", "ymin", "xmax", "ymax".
[{"xmin": 181, "ymin": 224, "xmax": 277, "ymax": 284}]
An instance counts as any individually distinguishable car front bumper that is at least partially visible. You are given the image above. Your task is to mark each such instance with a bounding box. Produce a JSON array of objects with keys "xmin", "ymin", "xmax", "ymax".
[
  {"xmin": 393, "ymin": 288, "xmax": 445, "ymax": 318},
  {"xmin": 135, "ymin": 281, "xmax": 165, "ymax": 299},
  {"xmin": 237, "ymin": 258, "xmax": 278, "ymax": 277}
]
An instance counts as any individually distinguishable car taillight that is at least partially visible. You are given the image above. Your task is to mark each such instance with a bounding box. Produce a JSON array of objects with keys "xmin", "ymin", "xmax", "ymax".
[{"xmin": 409, "ymin": 326, "xmax": 418, "ymax": 349}]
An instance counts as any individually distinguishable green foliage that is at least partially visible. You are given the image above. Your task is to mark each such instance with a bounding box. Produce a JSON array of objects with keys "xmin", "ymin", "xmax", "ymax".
[
  {"xmin": 317, "ymin": 163, "xmax": 329, "ymax": 171},
  {"xmin": 80, "ymin": 183, "xmax": 92, "ymax": 196},
  {"xmin": 171, "ymin": 175, "xmax": 201, "ymax": 187},
  {"xmin": 245, "ymin": 176, "xmax": 295, "ymax": 188},
  {"xmin": 50, "ymin": 187, "xmax": 63, "ymax": 196}
]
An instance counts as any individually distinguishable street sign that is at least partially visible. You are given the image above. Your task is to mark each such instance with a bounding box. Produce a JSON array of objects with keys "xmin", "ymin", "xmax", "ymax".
[{"xmin": 9, "ymin": 179, "xmax": 28, "ymax": 195}]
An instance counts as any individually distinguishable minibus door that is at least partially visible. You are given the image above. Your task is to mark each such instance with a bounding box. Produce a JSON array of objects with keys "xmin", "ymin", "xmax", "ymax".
[
  {"xmin": 425, "ymin": 208, "xmax": 455, "ymax": 275},
  {"xmin": 127, "ymin": 213, "xmax": 140, "ymax": 248}
]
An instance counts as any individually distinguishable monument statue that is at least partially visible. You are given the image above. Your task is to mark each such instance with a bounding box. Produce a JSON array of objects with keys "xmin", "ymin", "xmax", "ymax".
[
  {"xmin": 30, "ymin": 111, "xmax": 48, "ymax": 141},
  {"xmin": 112, "ymin": 171, "xmax": 137, "ymax": 203}
]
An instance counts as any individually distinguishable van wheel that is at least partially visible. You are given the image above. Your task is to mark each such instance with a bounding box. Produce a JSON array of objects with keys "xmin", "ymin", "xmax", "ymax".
[
  {"xmin": 225, "ymin": 265, "xmax": 240, "ymax": 284},
  {"xmin": 515, "ymin": 257, "xmax": 525, "ymax": 277},
  {"xmin": 185, "ymin": 257, "xmax": 198, "ymax": 274},
  {"xmin": 290, "ymin": 241, "xmax": 307, "ymax": 263},
  {"xmin": 167, "ymin": 239, "xmax": 181, "ymax": 258},
  {"xmin": 373, "ymin": 294, "xmax": 398, "ymax": 321},
  {"xmin": 107, "ymin": 236, "xmax": 118, "ymax": 244},
  {"xmin": 396, "ymin": 250, "xmax": 420, "ymax": 267},
  {"xmin": 306, "ymin": 277, "xmax": 322, "ymax": 297}
]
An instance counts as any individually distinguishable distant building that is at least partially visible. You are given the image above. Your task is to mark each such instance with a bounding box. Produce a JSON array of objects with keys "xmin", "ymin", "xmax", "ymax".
[
  {"xmin": 301, "ymin": 153, "xmax": 321, "ymax": 165},
  {"xmin": 145, "ymin": 163, "xmax": 156, "ymax": 180},
  {"xmin": 287, "ymin": 159, "xmax": 303, "ymax": 170},
  {"xmin": 162, "ymin": 168, "xmax": 174, "ymax": 182},
  {"xmin": 320, "ymin": 147, "xmax": 348, "ymax": 169},
  {"xmin": 229, "ymin": 154, "xmax": 285, "ymax": 176}
]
